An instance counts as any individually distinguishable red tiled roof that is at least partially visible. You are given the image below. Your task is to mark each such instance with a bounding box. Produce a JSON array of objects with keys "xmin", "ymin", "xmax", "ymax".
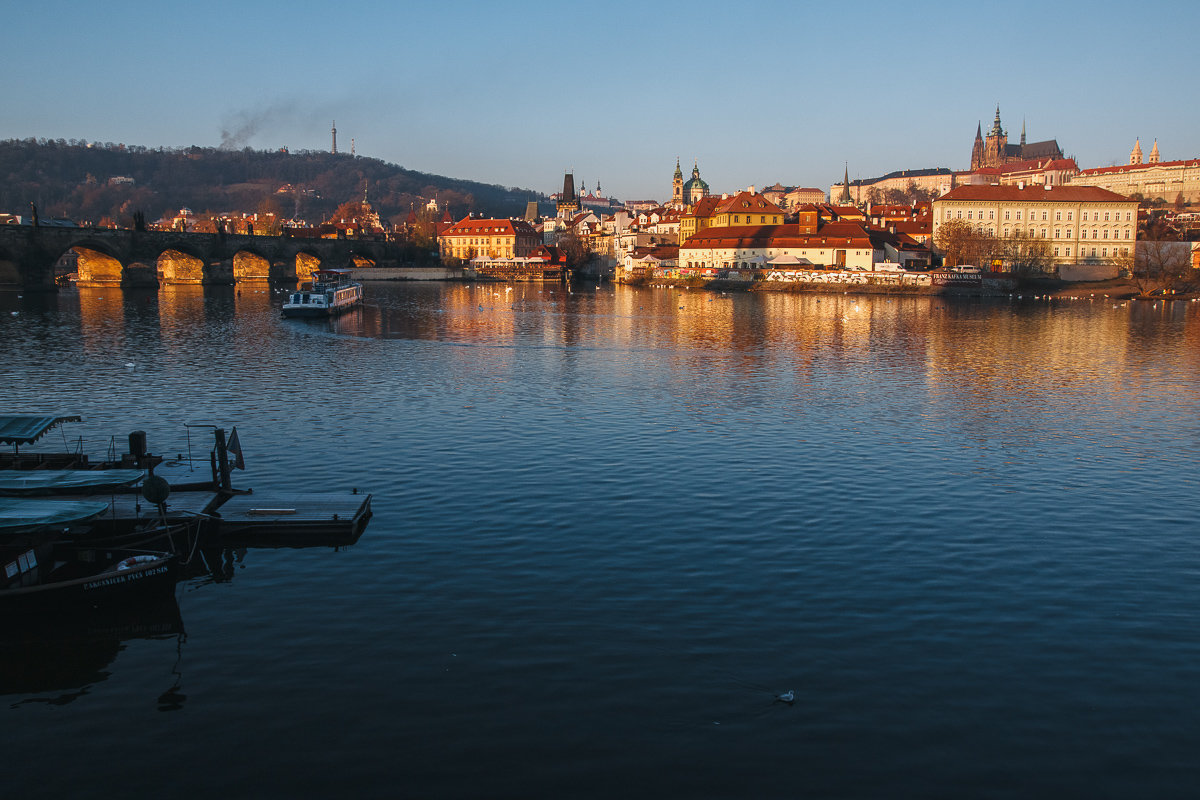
[
  {"xmin": 937, "ymin": 184, "xmax": 1132, "ymax": 203},
  {"xmin": 682, "ymin": 195, "xmax": 723, "ymax": 219},
  {"xmin": 713, "ymin": 191, "xmax": 786, "ymax": 217},
  {"xmin": 441, "ymin": 217, "xmax": 538, "ymax": 236}
]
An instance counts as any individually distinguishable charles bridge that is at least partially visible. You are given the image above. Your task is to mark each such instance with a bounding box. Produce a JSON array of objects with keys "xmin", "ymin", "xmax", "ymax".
[{"xmin": 0, "ymin": 224, "xmax": 419, "ymax": 289}]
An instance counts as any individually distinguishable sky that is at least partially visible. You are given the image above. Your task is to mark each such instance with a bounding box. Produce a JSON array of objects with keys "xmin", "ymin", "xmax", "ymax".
[{"xmin": 4, "ymin": 0, "xmax": 1198, "ymax": 203}]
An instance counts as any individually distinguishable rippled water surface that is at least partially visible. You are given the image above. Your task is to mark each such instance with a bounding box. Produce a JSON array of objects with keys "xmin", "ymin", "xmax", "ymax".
[{"xmin": 3, "ymin": 282, "xmax": 1200, "ymax": 798}]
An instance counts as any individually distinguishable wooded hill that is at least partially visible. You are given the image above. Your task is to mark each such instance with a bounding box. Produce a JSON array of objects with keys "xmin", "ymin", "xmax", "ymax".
[{"xmin": 0, "ymin": 138, "xmax": 543, "ymax": 227}]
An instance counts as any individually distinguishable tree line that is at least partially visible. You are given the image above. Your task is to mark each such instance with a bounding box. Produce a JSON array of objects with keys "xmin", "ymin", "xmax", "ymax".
[{"xmin": 0, "ymin": 138, "xmax": 543, "ymax": 229}]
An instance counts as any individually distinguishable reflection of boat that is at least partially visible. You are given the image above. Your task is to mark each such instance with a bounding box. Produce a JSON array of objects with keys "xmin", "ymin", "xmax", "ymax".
[
  {"xmin": 281, "ymin": 269, "xmax": 363, "ymax": 318},
  {"xmin": 0, "ymin": 593, "xmax": 184, "ymax": 703}
]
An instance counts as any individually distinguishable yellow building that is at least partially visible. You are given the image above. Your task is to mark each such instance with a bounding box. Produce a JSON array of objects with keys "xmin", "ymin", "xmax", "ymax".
[
  {"xmin": 439, "ymin": 217, "xmax": 541, "ymax": 262},
  {"xmin": 678, "ymin": 195, "xmax": 723, "ymax": 245},
  {"xmin": 709, "ymin": 191, "xmax": 785, "ymax": 228},
  {"xmin": 932, "ymin": 184, "xmax": 1138, "ymax": 272}
]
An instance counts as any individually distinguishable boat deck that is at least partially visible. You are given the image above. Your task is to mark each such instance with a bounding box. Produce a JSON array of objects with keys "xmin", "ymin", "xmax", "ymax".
[
  {"xmin": 49, "ymin": 489, "xmax": 372, "ymax": 547},
  {"xmin": 214, "ymin": 491, "xmax": 372, "ymax": 546}
]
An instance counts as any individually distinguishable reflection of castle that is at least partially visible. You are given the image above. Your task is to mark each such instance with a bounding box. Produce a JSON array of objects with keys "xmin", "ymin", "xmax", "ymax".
[{"xmin": 970, "ymin": 107, "xmax": 1063, "ymax": 170}]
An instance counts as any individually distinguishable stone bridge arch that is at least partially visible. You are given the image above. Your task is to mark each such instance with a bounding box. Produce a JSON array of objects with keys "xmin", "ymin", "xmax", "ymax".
[
  {"xmin": 293, "ymin": 251, "xmax": 324, "ymax": 282},
  {"xmin": 157, "ymin": 248, "xmax": 206, "ymax": 284},
  {"xmin": 233, "ymin": 249, "xmax": 272, "ymax": 281},
  {"xmin": 66, "ymin": 240, "xmax": 126, "ymax": 286}
]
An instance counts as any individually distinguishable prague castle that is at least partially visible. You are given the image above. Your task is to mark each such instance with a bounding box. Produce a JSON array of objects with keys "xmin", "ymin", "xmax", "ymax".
[{"xmin": 970, "ymin": 107, "xmax": 1063, "ymax": 170}]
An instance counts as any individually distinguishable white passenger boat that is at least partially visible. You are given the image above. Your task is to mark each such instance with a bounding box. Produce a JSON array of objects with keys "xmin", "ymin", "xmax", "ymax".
[{"xmin": 281, "ymin": 269, "xmax": 363, "ymax": 318}]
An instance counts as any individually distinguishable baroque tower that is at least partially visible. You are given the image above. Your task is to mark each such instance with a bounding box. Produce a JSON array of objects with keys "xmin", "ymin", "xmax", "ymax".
[
  {"xmin": 1130, "ymin": 139, "xmax": 1143, "ymax": 165},
  {"xmin": 672, "ymin": 158, "xmax": 684, "ymax": 207}
]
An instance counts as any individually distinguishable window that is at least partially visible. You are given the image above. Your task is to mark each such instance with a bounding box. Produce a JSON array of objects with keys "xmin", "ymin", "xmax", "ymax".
[
  {"xmin": 734, "ymin": 215, "xmax": 739, "ymax": 223},
  {"xmin": 1067, "ymin": 211, "xmax": 1073, "ymax": 221},
  {"xmin": 1055, "ymin": 228, "xmax": 1061, "ymax": 239},
  {"xmin": 957, "ymin": 211, "xmax": 963, "ymax": 219},
  {"xmin": 1124, "ymin": 230, "xmax": 1130, "ymax": 239},
  {"xmin": 967, "ymin": 210, "xmax": 973, "ymax": 220},
  {"xmin": 1102, "ymin": 247, "xmax": 1108, "ymax": 257},
  {"xmin": 1005, "ymin": 210, "xmax": 1011, "ymax": 220},
  {"xmin": 1103, "ymin": 230, "xmax": 1108, "ymax": 239},
  {"xmin": 1126, "ymin": 212, "xmax": 1132, "ymax": 221},
  {"xmin": 1054, "ymin": 247, "xmax": 1060, "ymax": 256},
  {"xmin": 1016, "ymin": 211, "xmax": 1023, "ymax": 220},
  {"xmin": 1042, "ymin": 211, "xmax": 1048, "ymax": 221},
  {"xmin": 946, "ymin": 210, "xmax": 952, "ymax": 220},
  {"xmin": 1104, "ymin": 212, "xmax": 1110, "ymax": 221},
  {"xmin": 1065, "ymin": 247, "xmax": 1072, "ymax": 256},
  {"xmin": 1056, "ymin": 211, "xmax": 1062, "ymax": 221},
  {"xmin": 989, "ymin": 211, "xmax": 995, "ymax": 220}
]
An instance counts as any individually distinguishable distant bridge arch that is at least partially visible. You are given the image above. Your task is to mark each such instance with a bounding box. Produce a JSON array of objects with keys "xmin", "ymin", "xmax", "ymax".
[{"xmin": 0, "ymin": 225, "xmax": 411, "ymax": 290}]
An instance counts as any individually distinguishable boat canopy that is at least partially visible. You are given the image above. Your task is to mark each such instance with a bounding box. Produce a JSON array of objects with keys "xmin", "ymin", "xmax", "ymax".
[
  {"xmin": 0, "ymin": 416, "xmax": 82, "ymax": 446},
  {"xmin": 0, "ymin": 498, "xmax": 111, "ymax": 534},
  {"xmin": 0, "ymin": 469, "xmax": 145, "ymax": 495}
]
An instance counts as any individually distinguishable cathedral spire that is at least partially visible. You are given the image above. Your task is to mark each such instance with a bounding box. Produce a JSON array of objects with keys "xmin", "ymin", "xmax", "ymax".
[
  {"xmin": 1149, "ymin": 139, "xmax": 1160, "ymax": 164},
  {"xmin": 1130, "ymin": 138, "xmax": 1143, "ymax": 165},
  {"xmin": 838, "ymin": 162, "xmax": 852, "ymax": 203},
  {"xmin": 1020, "ymin": 118, "xmax": 1026, "ymax": 147}
]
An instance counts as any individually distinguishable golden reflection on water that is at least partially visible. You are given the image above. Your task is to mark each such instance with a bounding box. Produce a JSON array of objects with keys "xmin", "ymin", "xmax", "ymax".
[{"xmin": 63, "ymin": 282, "xmax": 1200, "ymax": 433}]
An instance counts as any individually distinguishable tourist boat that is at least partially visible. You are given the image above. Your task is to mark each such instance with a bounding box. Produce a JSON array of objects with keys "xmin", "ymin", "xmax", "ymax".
[
  {"xmin": 1, "ymin": 499, "xmax": 178, "ymax": 610},
  {"xmin": 281, "ymin": 269, "xmax": 363, "ymax": 318}
]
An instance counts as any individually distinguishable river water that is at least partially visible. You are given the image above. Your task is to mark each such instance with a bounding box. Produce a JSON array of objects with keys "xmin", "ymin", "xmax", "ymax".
[{"xmin": 3, "ymin": 281, "xmax": 1200, "ymax": 798}]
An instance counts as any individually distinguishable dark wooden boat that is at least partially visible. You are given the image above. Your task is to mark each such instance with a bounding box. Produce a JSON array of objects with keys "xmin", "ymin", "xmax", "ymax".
[
  {"xmin": 2, "ymin": 501, "xmax": 178, "ymax": 611},
  {"xmin": 1, "ymin": 533, "xmax": 177, "ymax": 611}
]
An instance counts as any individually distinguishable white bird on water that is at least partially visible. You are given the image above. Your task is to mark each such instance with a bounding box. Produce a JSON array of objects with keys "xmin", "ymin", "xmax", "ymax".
[{"xmin": 776, "ymin": 690, "xmax": 795, "ymax": 704}]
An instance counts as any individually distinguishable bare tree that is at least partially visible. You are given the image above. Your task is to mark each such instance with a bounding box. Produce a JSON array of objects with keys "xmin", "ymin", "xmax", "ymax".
[
  {"xmin": 1001, "ymin": 231, "xmax": 1055, "ymax": 278},
  {"xmin": 1131, "ymin": 240, "xmax": 1194, "ymax": 295},
  {"xmin": 933, "ymin": 218, "xmax": 975, "ymax": 266}
]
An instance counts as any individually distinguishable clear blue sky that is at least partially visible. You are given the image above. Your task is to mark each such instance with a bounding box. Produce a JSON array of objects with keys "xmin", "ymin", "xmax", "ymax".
[{"xmin": 4, "ymin": 0, "xmax": 1197, "ymax": 203}]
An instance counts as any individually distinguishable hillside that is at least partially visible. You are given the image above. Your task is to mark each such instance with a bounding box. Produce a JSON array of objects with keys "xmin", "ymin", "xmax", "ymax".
[{"xmin": 0, "ymin": 138, "xmax": 543, "ymax": 227}]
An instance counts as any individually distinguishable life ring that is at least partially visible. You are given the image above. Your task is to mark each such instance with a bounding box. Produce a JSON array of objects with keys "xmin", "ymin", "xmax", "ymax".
[{"xmin": 117, "ymin": 555, "xmax": 159, "ymax": 570}]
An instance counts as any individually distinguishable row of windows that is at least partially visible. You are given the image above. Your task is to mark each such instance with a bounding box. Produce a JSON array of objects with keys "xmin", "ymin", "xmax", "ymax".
[
  {"xmin": 947, "ymin": 208, "xmax": 1134, "ymax": 222},
  {"xmin": 731, "ymin": 215, "xmax": 779, "ymax": 224},
  {"xmin": 1050, "ymin": 246, "xmax": 1130, "ymax": 258},
  {"xmin": 447, "ymin": 236, "xmax": 515, "ymax": 246}
]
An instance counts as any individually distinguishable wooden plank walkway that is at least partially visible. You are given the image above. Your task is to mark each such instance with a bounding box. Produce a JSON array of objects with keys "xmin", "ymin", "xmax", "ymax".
[{"xmin": 214, "ymin": 491, "xmax": 372, "ymax": 545}]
